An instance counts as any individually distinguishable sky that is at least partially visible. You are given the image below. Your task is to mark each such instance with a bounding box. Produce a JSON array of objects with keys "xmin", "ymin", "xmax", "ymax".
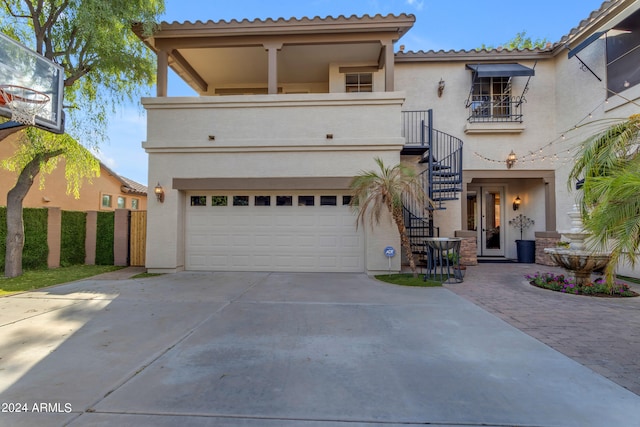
[{"xmin": 100, "ymin": 0, "xmax": 606, "ymax": 186}]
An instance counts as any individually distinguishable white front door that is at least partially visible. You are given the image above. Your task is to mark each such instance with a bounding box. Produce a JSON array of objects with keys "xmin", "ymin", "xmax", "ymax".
[{"xmin": 478, "ymin": 186, "xmax": 505, "ymax": 257}]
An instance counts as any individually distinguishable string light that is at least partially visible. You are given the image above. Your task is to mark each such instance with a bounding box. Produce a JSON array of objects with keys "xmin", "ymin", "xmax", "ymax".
[{"xmin": 471, "ymin": 95, "xmax": 631, "ymax": 166}]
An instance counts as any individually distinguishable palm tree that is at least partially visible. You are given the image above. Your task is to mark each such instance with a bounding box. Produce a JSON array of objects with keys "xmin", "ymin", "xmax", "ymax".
[
  {"xmin": 569, "ymin": 114, "xmax": 640, "ymax": 291},
  {"xmin": 350, "ymin": 157, "xmax": 428, "ymax": 278}
]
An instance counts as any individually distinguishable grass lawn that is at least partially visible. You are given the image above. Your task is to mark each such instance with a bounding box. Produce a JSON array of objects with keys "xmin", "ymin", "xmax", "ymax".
[
  {"xmin": 375, "ymin": 273, "xmax": 443, "ymax": 287},
  {"xmin": 0, "ymin": 265, "xmax": 123, "ymax": 296}
]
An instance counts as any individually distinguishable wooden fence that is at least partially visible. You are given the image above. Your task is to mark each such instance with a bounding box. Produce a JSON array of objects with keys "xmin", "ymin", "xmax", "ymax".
[{"xmin": 129, "ymin": 210, "xmax": 147, "ymax": 266}]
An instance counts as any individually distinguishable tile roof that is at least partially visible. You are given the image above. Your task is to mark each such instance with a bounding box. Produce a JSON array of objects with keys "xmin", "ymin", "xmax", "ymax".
[
  {"xmin": 100, "ymin": 162, "xmax": 147, "ymax": 196},
  {"xmin": 398, "ymin": 0, "xmax": 625, "ymax": 58}
]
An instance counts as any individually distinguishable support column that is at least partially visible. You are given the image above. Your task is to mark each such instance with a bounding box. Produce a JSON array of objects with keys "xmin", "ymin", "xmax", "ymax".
[
  {"xmin": 85, "ymin": 211, "xmax": 97, "ymax": 265},
  {"xmin": 264, "ymin": 43, "xmax": 283, "ymax": 95},
  {"xmin": 384, "ymin": 41, "xmax": 394, "ymax": 92},
  {"xmin": 544, "ymin": 177, "xmax": 557, "ymax": 232},
  {"xmin": 157, "ymin": 50, "xmax": 169, "ymax": 97}
]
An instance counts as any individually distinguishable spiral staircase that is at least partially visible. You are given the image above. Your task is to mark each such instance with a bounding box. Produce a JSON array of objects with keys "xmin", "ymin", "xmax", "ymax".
[{"xmin": 401, "ymin": 109, "xmax": 464, "ymax": 262}]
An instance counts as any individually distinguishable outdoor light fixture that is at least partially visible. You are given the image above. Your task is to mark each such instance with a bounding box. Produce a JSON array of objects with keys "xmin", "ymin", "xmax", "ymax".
[
  {"xmin": 438, "ymin": 78, "xmax": 445, "ymax": 97},
  {"xmin": 506, "ymin": 150, "xmax": 517, "ymax": 169},
  {"xmin": 154, "ymin": 182, "xmax": 165, "ymax": 203},
  {"xmin": 513, "ymin": 196, "xmax": 521, "ymax": 211}
]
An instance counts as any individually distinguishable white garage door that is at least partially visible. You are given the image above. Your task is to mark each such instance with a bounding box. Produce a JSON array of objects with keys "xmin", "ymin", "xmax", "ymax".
[{"xmin": 185, "ymin": 192, "xmax": 364, "ymax": 272}]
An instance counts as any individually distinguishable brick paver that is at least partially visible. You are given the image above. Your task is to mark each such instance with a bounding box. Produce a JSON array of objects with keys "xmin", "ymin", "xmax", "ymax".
[{"xmin": 444, "ymin": 263, "xmax": 640, "ymax": 396}]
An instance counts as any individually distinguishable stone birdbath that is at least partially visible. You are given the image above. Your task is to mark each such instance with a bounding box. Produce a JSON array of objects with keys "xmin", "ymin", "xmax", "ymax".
[{"xmin": 544, "ymin": 204, "xmax": 610, "ymax": 287}]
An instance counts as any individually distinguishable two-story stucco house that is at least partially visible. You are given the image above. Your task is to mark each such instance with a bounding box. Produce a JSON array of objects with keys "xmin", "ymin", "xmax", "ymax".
[{"xmin": 135, "ymin": 0, "xmax": 640, "ymax": 275}]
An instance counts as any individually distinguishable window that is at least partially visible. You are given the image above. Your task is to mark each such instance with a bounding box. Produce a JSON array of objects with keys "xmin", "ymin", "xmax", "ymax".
[
  {"xmin": 190, "ymin": 196, "xmax": 207, "ymax": 206},
  {"xmin": 606, "ymin": 9, "xmax": 640, "ymax": 95},
  {"xmin": 212, "ymin": 196, "xmax": 227, "ymax": 206},
  {"xmin": 233, "ymin": 196, "xmax": 249, "ymax": 206},
  {"xmin": 298, "ymin": 196, "xmax": 315, "ymax": 206},
  {"xmin": 131, "ymin": 198, "xmax": 139, "ymax": 210},
  {"xmin": 342, "ymin": 195, "xmax": 352, "ymax": 206},
  {"xmin": 345, "ymin": 73, "xmax": 373, "ymax": 93},
  {"xmin": 101, "ymin": 194, "xmax": 112, "ymax": 208},
  {"xmin": 465, "ymin": 64, "xmax": 533, "ymax": 123},
  {"xmin": 276, "ymin": 196, "xmax": 292, "ymax": 206},
  {"xmin": 255, "ymin": 196, "xmax": 271, "ymax": 206},
  {"xmin": 117, "ymin": 196, "xmax": 126, "ymax": 209},
  {"xmin": 320, "ymin": 196, "xmax": 337, "ymax": 206},
  {"xmin": 470, "ymin": 76, "xmax": 512, "ymax": 119}
]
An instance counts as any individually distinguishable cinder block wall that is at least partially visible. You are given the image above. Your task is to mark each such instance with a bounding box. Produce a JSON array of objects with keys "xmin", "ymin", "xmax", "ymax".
[{"xmin": 44, "ymin": 208, "xmax": 134, "ymax": 268}]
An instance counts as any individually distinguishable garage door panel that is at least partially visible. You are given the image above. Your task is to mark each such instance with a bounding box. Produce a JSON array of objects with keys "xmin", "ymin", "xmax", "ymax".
[
  {"xmin": 254, "ymin": 235, "xmax": 272, "ymax": 247},
  {"xmin": 318, "ymin": 236, "xmax": 338, "ymax": 248},
  {"xmin": 186, "ymin": 193, "xmax": 364, "ymax": 272}
]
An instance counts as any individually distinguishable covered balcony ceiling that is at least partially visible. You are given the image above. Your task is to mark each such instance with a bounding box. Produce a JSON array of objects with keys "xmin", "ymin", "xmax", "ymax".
[
  {"xmin": 177, "ymin": 42, "xmax": 384, "ymax": 88},
  {"xmin": 134, "ymin": 14, "xmax": 416, "ymax": 95}
]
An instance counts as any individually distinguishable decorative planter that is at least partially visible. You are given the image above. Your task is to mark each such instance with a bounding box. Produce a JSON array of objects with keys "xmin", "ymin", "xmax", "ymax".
[
  {"xmin": 516, "ymin": 240, "xmax": 536, "ymax": 263},
  {"xmin": 453, "ymin": 265, "xmax": 466, "ymax": 281}
]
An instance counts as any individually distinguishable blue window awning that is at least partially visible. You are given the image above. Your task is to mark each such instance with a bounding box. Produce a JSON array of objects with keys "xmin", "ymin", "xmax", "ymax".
[
  {"xmin": 567, "ymin": 31, "xmax": 605, "ymax": 58},
  {"xmin": 466, "ymin": 63, "xmax": 535, "ymax": 77}
]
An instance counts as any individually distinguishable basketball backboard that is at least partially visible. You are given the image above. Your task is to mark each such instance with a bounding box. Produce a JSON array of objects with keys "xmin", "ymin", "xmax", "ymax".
[{"xmin": 0, "ymin": 32, "xmax": 65, "ymax": 134}]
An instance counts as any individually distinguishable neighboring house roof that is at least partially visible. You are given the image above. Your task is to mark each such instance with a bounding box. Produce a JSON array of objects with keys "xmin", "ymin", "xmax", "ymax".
[{"xmin": 100, "ymin": 162, "xmax": 147, "ymax": 196}]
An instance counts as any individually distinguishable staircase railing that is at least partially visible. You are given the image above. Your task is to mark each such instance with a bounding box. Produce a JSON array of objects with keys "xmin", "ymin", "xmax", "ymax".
[{"xmin": 401, "ymin": 110, "xmax": 463, "ymax": 264}]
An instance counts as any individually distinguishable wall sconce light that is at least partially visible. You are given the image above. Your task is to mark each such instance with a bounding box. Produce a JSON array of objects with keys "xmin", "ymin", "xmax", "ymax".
[
  {"xmin": 513, "ymin": 196, "xmax": 521, "ymax": 211},
  {"xmin": 154, "ymin": 182, "xmax": 165, "ymax": 203},
  {"xmin": 437, "ymin": 78, "xmax": 445, "ymax": 97},
  {"xmin": 506, "ymin": 150, "xmax": 517, "ymax": 169}
]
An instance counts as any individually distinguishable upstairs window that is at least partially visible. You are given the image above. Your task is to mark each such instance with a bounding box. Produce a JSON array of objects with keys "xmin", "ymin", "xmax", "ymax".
[
  {"xmin": 465, "ymin": 63, "xmax": 534, "ymax": 123},
  {"xmin": 470, "ymin": 76, "xmax": 512, "ymax": 119},
  {"xmin": 345, "ymin": 73, "xmax": 373, "ymax": 93},
  {"xmin": 606, "ymin": 9, "xmax": 640, "ymax": 95}
]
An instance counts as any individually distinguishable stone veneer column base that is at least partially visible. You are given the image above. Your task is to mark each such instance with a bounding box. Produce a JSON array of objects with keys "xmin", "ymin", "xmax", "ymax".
[
  {"xmin": 535, "ymin": 231, "xmax": 561, "ymax": 266},
  {"xmin": 455, "ymin": 230, "xmax": 478, "ymax": 266}
]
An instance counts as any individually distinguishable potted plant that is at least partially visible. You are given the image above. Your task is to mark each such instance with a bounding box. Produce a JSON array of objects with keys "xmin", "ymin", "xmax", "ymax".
[
  {"xmin": 509, "ymin": 214, "xmax": 536, "ymax": 263},
  {"xmin": 446, "ymin": 251, "xmax": 466, "ymax": 281}
]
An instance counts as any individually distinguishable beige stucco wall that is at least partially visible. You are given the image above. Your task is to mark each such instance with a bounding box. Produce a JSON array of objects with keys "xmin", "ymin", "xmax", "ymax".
[
  {"xmin": 143, "ymin": 92, "xmax": 405, "ymax": 273},
  {"xmin": 395, "ymin": 58, "xmax": 559, "ymax": 256},
  {"xmin": 0, "ymin": 133, "xmax": 147, "ymax": 211}
]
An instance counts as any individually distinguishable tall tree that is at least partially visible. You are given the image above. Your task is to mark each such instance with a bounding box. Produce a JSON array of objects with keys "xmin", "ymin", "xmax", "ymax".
[
  {"xmin": 478, "ymin": 31, "xmax": 549, "ymax": 51},
  {"xmin": 1, "ymin": 0, "xmax": 164, "ymax": 277},
  {"xmin": 569, "ymin": 114, "xmax": 640, "ymax": 292},
  {"xmin": 350, "ymin": 157, "xmax": 428, "ymax": 278}
]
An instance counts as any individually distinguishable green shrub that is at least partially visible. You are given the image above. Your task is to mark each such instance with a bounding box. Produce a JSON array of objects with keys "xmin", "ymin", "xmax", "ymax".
[
  {"xmin": 61, "ymin": 211, "xmax": 86, "ymax": 266},
  {"xmin": 95, "ymin": 211, "xmax": 114, "ymax": 265},
  {"xmin": 0, "ymin": 207, "xmax": 49, "ymax": 271},
  {"xmin": 22, "ymin": 208, "xmax": 49, "ymax": 270}
]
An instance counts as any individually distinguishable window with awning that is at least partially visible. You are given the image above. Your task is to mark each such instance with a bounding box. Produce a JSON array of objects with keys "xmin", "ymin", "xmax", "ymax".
[
  {"xmin": 465, "ymin": 63, "xmax": 536, "ymax": 123},
  {"xmin": 465, "ymin": 63, "xmax": 535, "ymax": 78}
]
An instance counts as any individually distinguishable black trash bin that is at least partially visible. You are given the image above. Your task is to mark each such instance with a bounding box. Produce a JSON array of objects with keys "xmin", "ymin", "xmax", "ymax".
[{"xmin": 516, "ymin": 240, "xmax": 536, "ymax": 263}]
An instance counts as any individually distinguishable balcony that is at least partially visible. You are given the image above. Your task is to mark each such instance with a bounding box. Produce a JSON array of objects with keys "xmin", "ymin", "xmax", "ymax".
[
  {"xmin": 467, "ymin": 95, "xmax": 524, "ymax": 123},
  {"xmin": 464, "ymin": 96, "xmax": 526, "ymax": 134},
  {"xmin": 142, "ymin": 92, "xmax": 406, "ymax": 153}
]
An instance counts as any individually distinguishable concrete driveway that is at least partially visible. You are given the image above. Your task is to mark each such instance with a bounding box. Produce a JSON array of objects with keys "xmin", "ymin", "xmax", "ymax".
[{"xmin": 0, "ymin": 271, "xmax": 639, "ymax": 426}]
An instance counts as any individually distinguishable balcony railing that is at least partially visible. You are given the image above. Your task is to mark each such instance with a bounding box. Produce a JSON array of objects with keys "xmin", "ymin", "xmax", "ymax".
[{"xmin": 467, "ymin": 95, "xmax": 524, "ymax": 123}]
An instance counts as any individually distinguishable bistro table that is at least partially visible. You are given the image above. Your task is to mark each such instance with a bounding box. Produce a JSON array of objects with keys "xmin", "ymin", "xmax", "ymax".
[{"xmin": 423, "ymin": 237, "xmax": 463, "ymax": 283}]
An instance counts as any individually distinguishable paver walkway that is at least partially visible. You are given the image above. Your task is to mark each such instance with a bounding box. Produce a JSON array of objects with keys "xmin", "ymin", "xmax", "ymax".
[{"xmin": 446, "ymin": 262, "xmax": 640, "ymax": 395}]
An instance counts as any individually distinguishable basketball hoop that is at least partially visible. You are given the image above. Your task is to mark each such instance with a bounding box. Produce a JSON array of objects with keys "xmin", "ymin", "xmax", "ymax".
[{"xmin": 0, "ymin": 84, "xmax": 50, "ymax": 126}]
